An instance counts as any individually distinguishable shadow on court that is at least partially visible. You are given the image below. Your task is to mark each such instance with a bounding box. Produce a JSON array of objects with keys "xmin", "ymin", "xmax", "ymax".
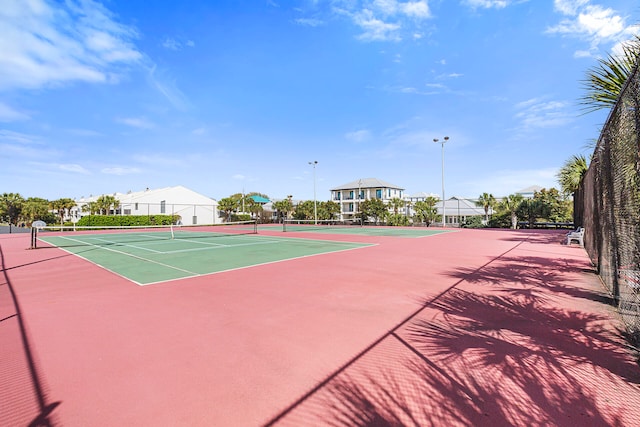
[
  {"xmin": 265, "ymin": 236, "xmax": 640, "ymax": 426},
  {"xmin": 0, "ymin": 245, "xmax": 61, "ymax": 426}
]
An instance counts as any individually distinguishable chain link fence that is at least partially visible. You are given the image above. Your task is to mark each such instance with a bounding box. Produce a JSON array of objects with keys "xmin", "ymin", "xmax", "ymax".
[{"xmin": 574, "ymin": 62, "xmax": 640, "ymax": 345}]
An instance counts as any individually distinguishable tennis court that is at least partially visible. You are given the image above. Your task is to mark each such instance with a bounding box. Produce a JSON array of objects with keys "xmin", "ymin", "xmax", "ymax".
[
  {"xmin": 35, "ymin": 225, "xmax": 372, "ymax": 285},
  {"xmin": 4, "ymin": 227, "xmax": 640, "ymax": 426}
]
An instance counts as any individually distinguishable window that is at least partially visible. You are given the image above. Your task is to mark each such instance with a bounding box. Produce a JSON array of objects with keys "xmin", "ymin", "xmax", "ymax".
[
  {"xmin": 192, "ymin": 216, "xmax": 197, "ymax": 225},
  {"xmin": 349, "ymin": 190, "xmax": 354, "ymax": 200},
  {"xmin": 376, "ymin": 189, "xmax": 382, "ymax": 199},
  {"xmin": 135, "ymin": 203, "xmax": 138, "ymax": 210},
  {"xmin": 160, "ymin": 200, "xmax": 166, "ymax": 214},
  {"xmin": 348, "ymin": 203, "xmax": 354, "ymax": 212}
]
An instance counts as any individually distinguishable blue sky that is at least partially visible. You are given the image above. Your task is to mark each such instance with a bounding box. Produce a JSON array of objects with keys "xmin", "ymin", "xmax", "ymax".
[{"xmin": 1, "ymin": 0, "xmax": 638, "ymax": 202}]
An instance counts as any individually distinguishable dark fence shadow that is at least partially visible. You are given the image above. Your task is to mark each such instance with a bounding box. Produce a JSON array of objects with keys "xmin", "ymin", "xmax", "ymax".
[{"xmin": 0, "ymin": 244, "xmax": 60, "ymax": 426}]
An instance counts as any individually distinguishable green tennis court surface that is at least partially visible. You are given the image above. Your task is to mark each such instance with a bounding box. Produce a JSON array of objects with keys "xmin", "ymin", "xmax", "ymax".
[
  {"xmin": 281, "ymin": 224, "xmax": 454, "ymax": 237},
  {"xmin": 38, "ymin": 233, "xmax": 372, "ymax": 285}
]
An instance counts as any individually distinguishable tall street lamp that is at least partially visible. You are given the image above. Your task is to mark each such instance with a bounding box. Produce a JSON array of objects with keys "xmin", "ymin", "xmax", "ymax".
[
  {"xmin": 433, "ymin": 136, "xmax": 450, "ymax": 227},
  {"xmin": 309, "ymin": 161, "xmax": 318, "ymax": 224}
]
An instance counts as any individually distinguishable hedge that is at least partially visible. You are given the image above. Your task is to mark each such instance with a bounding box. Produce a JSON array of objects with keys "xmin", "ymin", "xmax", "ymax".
[{"xmin": 76, "ymin": 215, "xmax": 181, "ymax": 227}]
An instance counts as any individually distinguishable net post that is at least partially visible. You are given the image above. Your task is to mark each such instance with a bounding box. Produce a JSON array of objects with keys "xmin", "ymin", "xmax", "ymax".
[
  {"xmin": 253, "ymin": 219, "xmax": 258, "ymax": 234},
  {"xmin": 30, "ymin": 227, "xmax": 37, "ymax": 249},
  {"xmin": 170, "ymin": 224, "xmax": 175, "ymax": 239}
]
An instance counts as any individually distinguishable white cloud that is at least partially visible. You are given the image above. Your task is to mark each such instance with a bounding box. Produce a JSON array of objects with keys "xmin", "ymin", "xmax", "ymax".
[
  {"xmin": 463, "ymin": 0, "xmax": 510, "ymax": 9},
  {"xmin": 0, "ymin": 102, "xmax": 30, "ymax": 122},
  {"xmin": 295, "ymin": 18, "xmax": 324, "ymax": 27},
  {"xmin": 116, "ymin": 117, "xmax": 155, "ymax": 129},
  {"xmin": 132, "ymin": 153, "xmax": 185, "ymax": 167},
  {"xmin": 58, "ymin": 163, "xmax": 90, "ymax": 174},
  {"xmin": 101, "ymin": 166, "xmax": 141, "ymax": 175},
  {"xmin": 191, "ymin": 127, "xmax": 206, "ymax": 135},
  {"xmin": 345, "ymin": 129, "xmax": 371, "ymax": 142},
  {"xmin": 546, "ymin": 1, "xmax": 634, "ymax": 55},
  {"xmin": 147, "ymin": 65, "xmax": 189, "ymax": 111},
  {"xmin": 330, "ymin": 1, "xmax": 432, "ymax": 42},
  {"xmin": 0, "ymin": 129, "xmax": 40, "ymax": 144},
  {"xmin": 0, "ymin": 0, "xmax": 142, "ymax": 91},
  {"xmin": 354, "ymin": 9, "xmax": 401, "ymax": 41},
  {"xmin": 514, "ymin": 98, "xmax": 573, "ymax": 130},
  {"xmin": 162, "ymin": 38, "xmax": 181, "ymax": 50},
  {"xmin": 233, "ymin": 174, "xmax": 246, "ymax": 180},
  {"xmin": 162, "ymin": 37, "xmax": 195, "ymax": 50}
]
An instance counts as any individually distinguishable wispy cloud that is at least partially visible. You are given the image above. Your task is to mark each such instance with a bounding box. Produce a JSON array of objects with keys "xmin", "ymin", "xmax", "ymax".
[
  {"xmin": 331, "ymin": 0, "xmax": 431, "ymax": 42},
  {"xmin": 514, "ymin": 97, "xmax": 573, "ymax": 130},
  {"xmin": 345, "ymin": 129, "xmax": 371, "ymax": 142},
  {"xmin": 101, "ymin": 166, "xmax": 141, "ymax": 175},
  {"xmin": 463, "ymin": 0, "xmax": 511, "ymax": 9},
  {"xmin": 132, "ymin": 153, "xmax": 185, "ymax": 167},
  {"xmin": 58, "ymin": 163, "xmax": 90, "ymax": 174},
  {"xmin": 147, "ymin": 65, "xmax": 189, "ymax": 110},
  {"xmin": 0, "ymin": 129, "xmax": 40, "ymax": 144},
  {"xmin": 116, "ymin": 117, "xmax": 155, "ymax": 129},
  {"xmin": 162, "ymin": 37, "xmax": 195, "ymax": 51},
  {"xmin": 0, "ymin": 0, "xmax": 142, "ymax": 91},
  {"xmin": 546, "ymin": 0, "xmax": 634, "ymax": 56},
  {"xmin": 294, "ymin": 18, "xmax": 324, "ymax": 27},
  {"xmin": 0, "ymin": 102, "xmax": 30, "ymax": 122}
]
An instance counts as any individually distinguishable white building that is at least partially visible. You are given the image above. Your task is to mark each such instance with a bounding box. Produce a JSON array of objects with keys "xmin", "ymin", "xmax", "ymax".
[
  {"xmin": 330, "ymin": 178, "xmax": 405, "ymax": 222},
  {"xmin": 435, "ymin": 196, "xmax": 486, "ymax": 227},
  {"xmin": 73, "ymin": 186, "xmax": 219, "ymax": 225}
]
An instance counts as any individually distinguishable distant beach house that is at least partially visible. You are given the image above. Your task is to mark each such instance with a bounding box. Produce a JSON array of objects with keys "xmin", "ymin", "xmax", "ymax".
[{"xmin": 330, "ymin": 178, "xmax": 404, "ymax": 222}]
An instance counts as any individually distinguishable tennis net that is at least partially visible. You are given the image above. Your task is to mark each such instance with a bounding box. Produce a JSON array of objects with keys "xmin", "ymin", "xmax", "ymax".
[
  {"xmin": 282, "ymin": 219, "xmax": 362, "ymax": 232},
  {"xmin": 30, "ymin": 220, "xmax": 258, "ymax": 249}
]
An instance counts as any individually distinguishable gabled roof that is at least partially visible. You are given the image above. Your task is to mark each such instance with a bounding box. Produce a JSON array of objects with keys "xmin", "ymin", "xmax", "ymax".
[{"xmin": 331, "ymin": 178, "xmax": 404, "ymax": 191}]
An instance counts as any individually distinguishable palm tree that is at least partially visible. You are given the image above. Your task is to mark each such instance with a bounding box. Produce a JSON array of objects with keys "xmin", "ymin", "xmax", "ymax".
[
  {"xmin": 475, "ymin": 193, "xmax": 496, "ymax": 222},
  {"xmin": 49, "ymin": 198, "xmax": 76, "ymax": 225},
  {"xmin": 388, "ymin": 197, "xmax": 405, "ymax": 215},
  {"xmin": 581, "ymin": 35, "xmax": 640, "ymax": 112},
  {"xmin": 217, "ymin": 197, "xmax": 238, "ymax": 222},
  {"xmin": 557, "ymin": 155, "xmax": 588, "ymax": 196},
  {"xmin": 499, "ymin": 194, "xmax": 524, "ymax": 230}
]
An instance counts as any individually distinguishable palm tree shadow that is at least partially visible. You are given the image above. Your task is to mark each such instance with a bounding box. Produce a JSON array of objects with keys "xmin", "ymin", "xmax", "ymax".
[{"xmin": 289, "ymin": 288, "xmax": 636, "ymax": 426}]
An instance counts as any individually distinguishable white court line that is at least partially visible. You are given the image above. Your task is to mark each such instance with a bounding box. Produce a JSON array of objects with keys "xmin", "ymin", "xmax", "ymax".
[
  {"xmin": 141, "ymin": 243, "xmax": 378, "ymax": 286},
  {"xmin": 89, "ymin": 237, "xmax": 165, "ymax": 253},
  {"xmin": 44, "ymin": 235, "xmax": 199, "ymax": 275},
  {"xmin": 161, "ymin": 239, "xmax": 282, "ymax": 254}
]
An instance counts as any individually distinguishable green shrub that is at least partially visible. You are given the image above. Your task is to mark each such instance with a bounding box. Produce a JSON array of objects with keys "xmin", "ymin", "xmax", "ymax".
[
  {"xmin": 76, "ymin": 215, "xmax": 181, "ymax": 227},
  {"xmin": 461, "ymin": 216, "xmax": 485, "ymax": 228},
  {"xmin": 231, "ymin": 213, "xmax": 252, "ymax": 222},
  {"xmin": 387, "ymin": 214, "xmax": 409, "ymax": 226}
]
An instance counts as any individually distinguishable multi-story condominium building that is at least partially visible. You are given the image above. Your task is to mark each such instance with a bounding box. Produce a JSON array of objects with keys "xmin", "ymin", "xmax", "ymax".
[{"xmin": 330, "ymin": 178, "xmax": 404, "ymax": 222}]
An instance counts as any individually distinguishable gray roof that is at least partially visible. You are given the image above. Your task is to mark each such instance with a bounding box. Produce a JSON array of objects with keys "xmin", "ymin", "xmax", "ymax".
[
  {"xmin": 516, "ymin": 185, "xmax": 543, "ymax": 194},
  {"xmin": 331, "ymin": 178, "xmax": 404, "ymax": 191}
]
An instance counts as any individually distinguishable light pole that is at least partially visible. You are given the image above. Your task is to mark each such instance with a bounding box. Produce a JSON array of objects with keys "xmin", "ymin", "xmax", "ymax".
[
  {"xmin": 433, "ymin": 136, "xmax": 449, "ymax": 227},
  {"xmin": 309, "ymin": 161, "xmax": 318, "ymax": 224}
]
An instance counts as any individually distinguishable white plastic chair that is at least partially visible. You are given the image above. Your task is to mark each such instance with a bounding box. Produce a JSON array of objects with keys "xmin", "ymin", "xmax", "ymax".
[{"xmin": 566, "ymin": 227, "xmax": 584, "ymax": 246}]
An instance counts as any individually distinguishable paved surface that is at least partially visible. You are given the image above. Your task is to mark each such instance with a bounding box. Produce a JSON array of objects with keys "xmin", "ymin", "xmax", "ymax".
[{"xmin": 1, "ymin": 229, "xmax": 639, "ymax": 426}]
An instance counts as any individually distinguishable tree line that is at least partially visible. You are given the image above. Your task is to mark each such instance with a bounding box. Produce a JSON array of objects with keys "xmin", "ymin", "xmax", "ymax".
[{"xmin": 0, "ymin": 193, "xmax": 120, "ymax": 226}]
